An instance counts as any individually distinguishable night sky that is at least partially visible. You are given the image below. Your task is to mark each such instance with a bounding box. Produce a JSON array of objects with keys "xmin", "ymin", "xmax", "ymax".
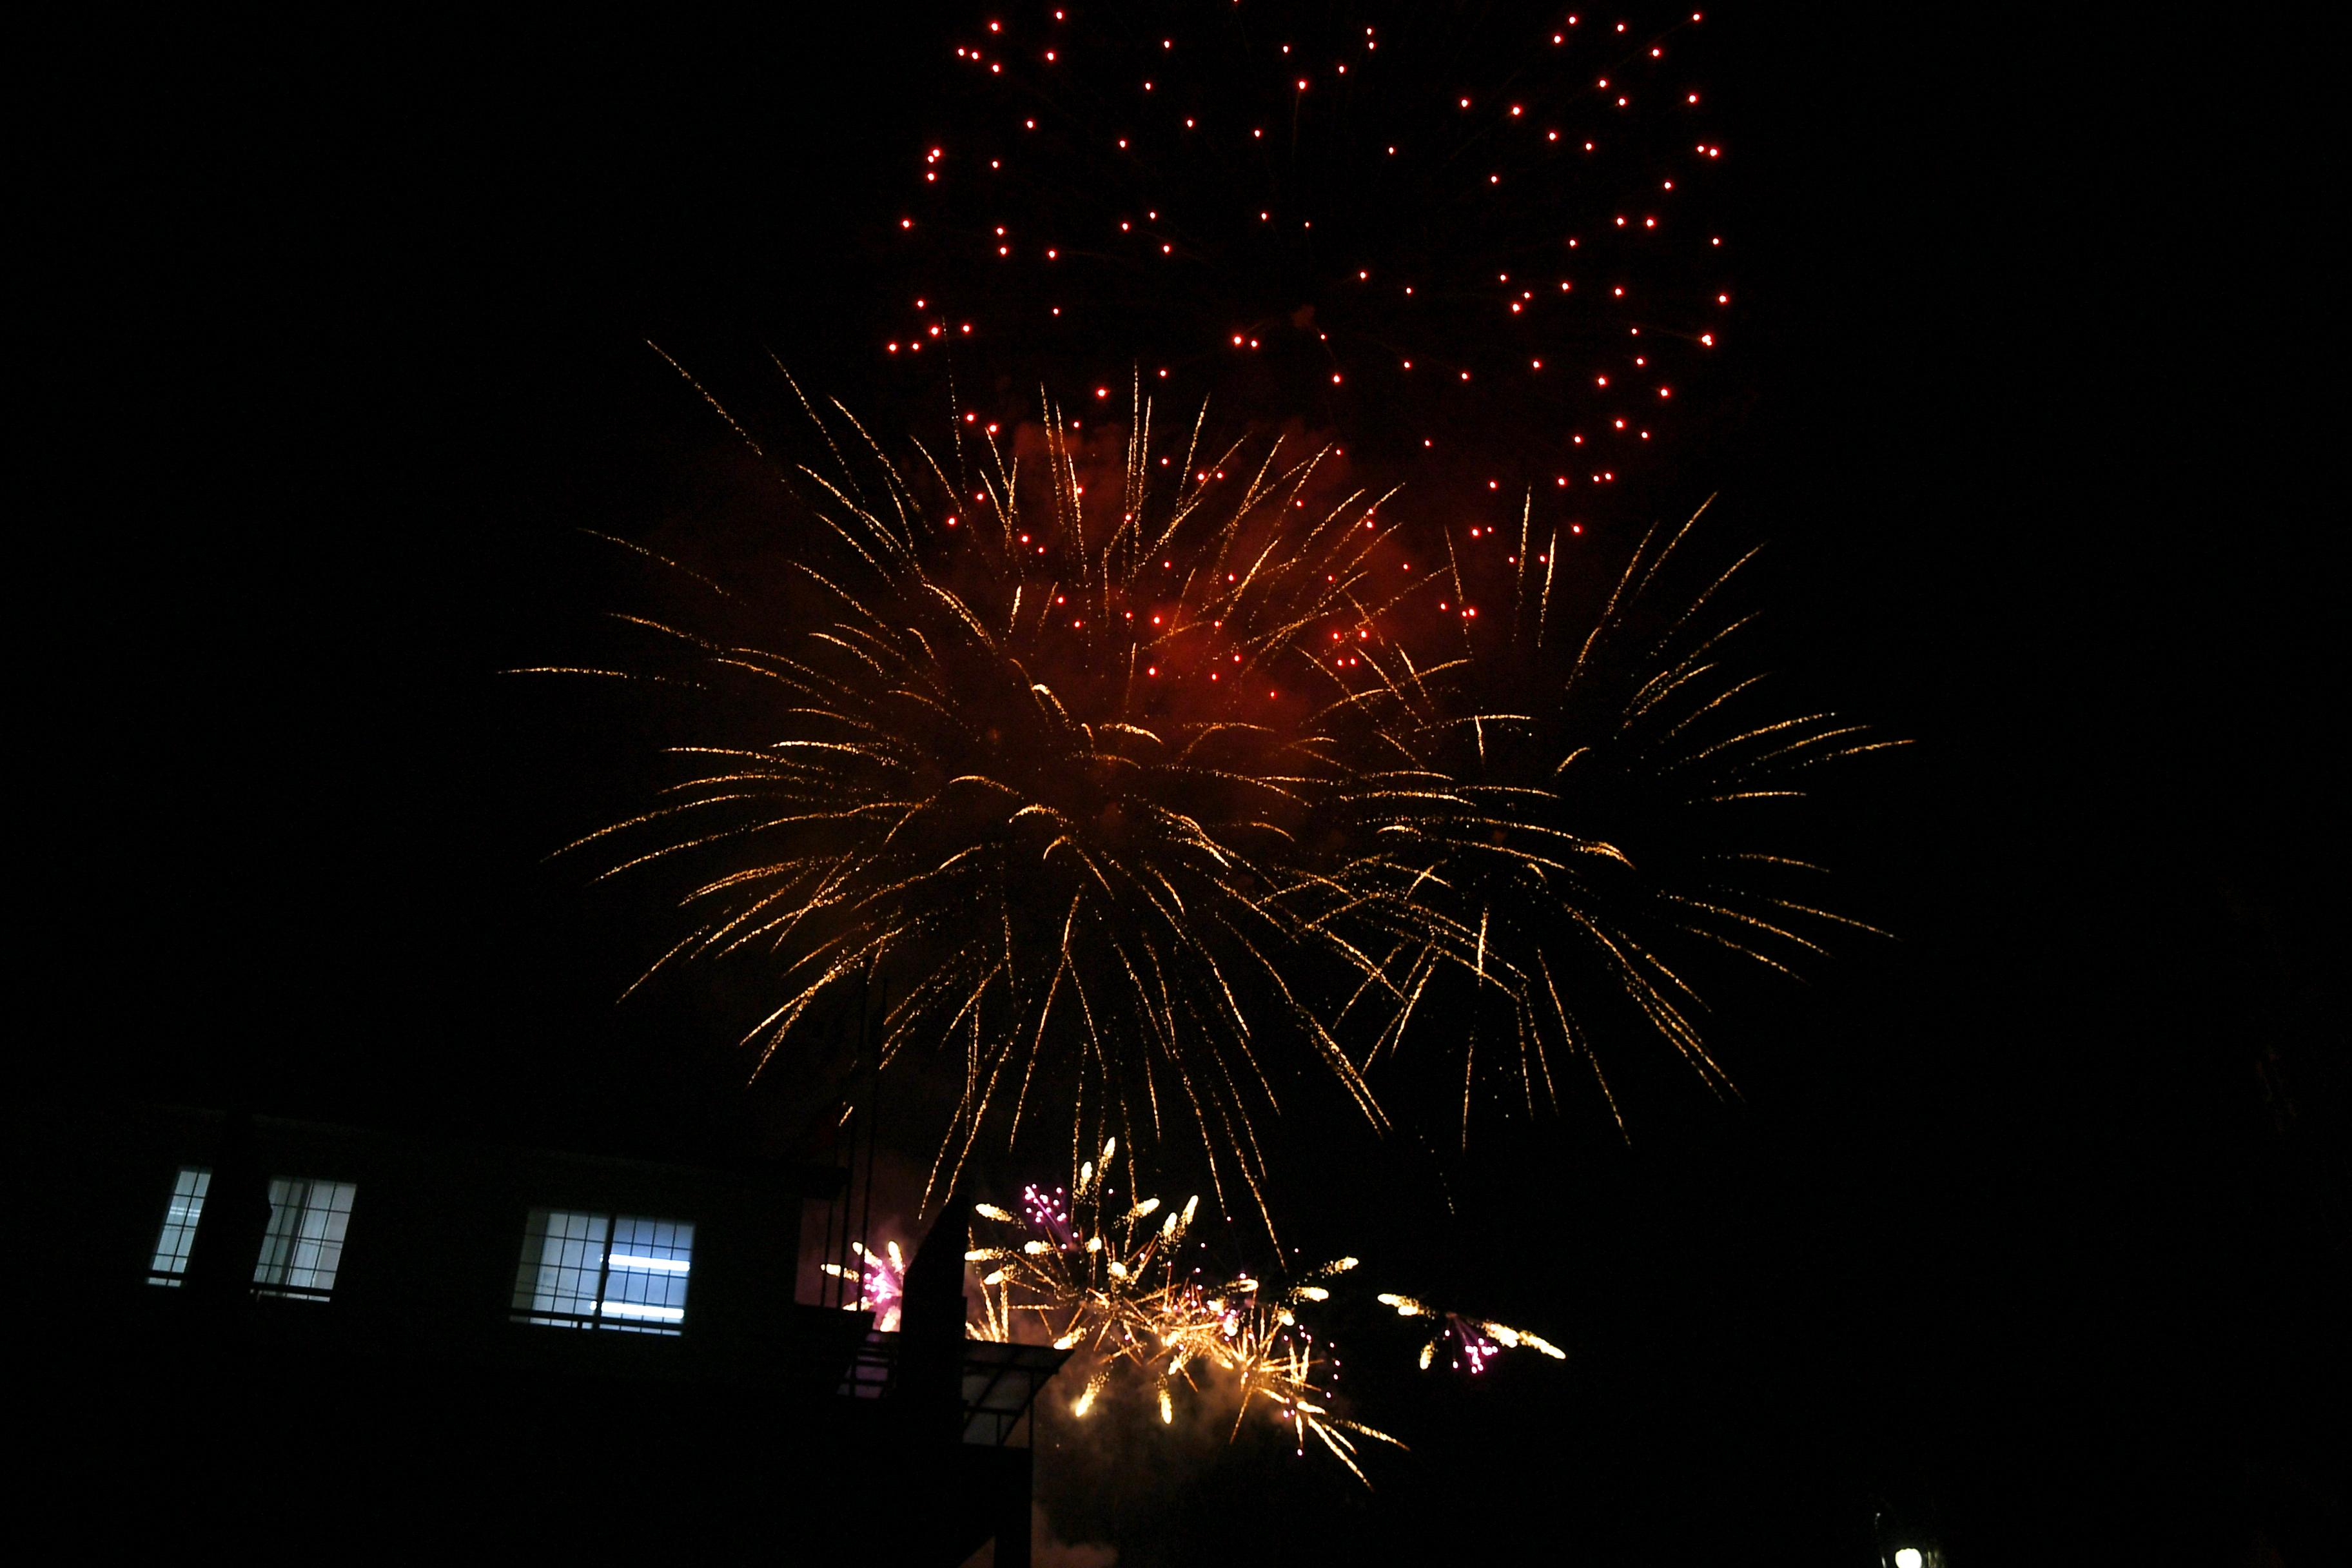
[{"xmin": 17, "ymin": 6, "xmax": 2341, "ymax": 1562}]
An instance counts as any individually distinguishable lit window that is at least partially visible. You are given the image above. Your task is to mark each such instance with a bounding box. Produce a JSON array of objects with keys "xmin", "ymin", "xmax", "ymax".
[
  {"xmin": 148, "ymin": 1166, "xmax": 211, "ymax": 1286},
  {"xmin": 253, "ymin": 1177, "xmax": 359, "ymax": 1300},
  {"xmin": 512, "ymin": 1210, "xmax": 695, "ymax": 1335}
]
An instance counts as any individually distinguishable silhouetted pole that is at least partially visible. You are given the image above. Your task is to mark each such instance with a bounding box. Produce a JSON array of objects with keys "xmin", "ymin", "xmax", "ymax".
[
  {"xmin": 181, "ymin": 1107, "xmax": 271, "ymax": 1330},
  {"xmin": 890, "ymin": 1193, "xmax": 971, "ymax": 1446}
]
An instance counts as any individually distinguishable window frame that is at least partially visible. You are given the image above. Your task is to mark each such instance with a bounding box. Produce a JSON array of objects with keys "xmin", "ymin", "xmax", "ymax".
[
  {"xmin": 511, "ymin": 1207, "xmax": 697, "ymax": 1337},
  {"xmin": 146, "ymin": 1165, "xmax": 213, "ymax": 1288},
  {"xmin": 250, "ymin": 1175, "xmax": 361, "ymax": 1302}
]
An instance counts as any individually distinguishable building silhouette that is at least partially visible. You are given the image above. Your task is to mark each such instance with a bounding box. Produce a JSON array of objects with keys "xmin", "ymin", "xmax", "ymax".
[{"xmin": 30, "ymin": 1102, "xmax": 1066, "ymax": 1563}]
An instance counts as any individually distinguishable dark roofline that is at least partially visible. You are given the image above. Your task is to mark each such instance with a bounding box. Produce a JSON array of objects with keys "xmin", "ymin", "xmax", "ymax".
[{"xmin": 124, "ymin": 1102, "xmax": 848, "ymax": 1199}]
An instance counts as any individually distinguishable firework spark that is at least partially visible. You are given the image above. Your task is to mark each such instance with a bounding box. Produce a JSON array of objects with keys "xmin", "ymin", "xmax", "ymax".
[{"xmin": 887, "ymin": 2, "xmax": 1735, "ymax": 528}]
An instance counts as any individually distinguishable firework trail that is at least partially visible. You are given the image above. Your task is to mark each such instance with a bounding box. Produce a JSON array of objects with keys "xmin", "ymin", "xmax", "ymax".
[{"xmin": 527, "ymin": 365, "xmax": 1894, "ymax": 1213}]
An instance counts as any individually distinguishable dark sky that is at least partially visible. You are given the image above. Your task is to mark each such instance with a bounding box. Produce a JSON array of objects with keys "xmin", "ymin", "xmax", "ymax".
[{"xmin": 16, "ymin": 6, "xmax": 2340, "ymax": 1562}]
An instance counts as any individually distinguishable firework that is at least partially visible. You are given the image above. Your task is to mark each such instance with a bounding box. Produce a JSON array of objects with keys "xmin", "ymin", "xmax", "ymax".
[
  {"xmin": 532, "ymin": 361, "xmax": 1894, "ymax": 1208},
  {"xmin": 970, "ymin": 1139, "xmax": 1206, "ymax": 1361},
  {"xmin": 1375, "ymin": 1291, "xmax": 1565, "ymax": 1375},
  {"xmin": 966, "ymin": 1146, "xmax": 1403, "ymax": 1483},
  {"xmin": 821, "ymin": 1239, "xmax": 908, "ymax": 1331},
  {"xmin": 549, "ymin": 372, "xmax": 1432, "ymax": 1231},
  {"xmin": 1313, "ymin": 504, "xmax": 1906, "ymax": 1144}
]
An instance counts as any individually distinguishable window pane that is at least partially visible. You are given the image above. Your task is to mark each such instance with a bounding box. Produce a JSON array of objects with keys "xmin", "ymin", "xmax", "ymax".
[
  {"xmin": 148, "ymin": 1166, "xmax": 212, "ymax": 1286},
  {"xmin": 253, "ymin": 1178, "xmax": 358, "ymax": 1300},
  {"xmin": 602, "ymin": 1216, "xmax": 694, "ymax": 1331},
  {"xmin": 511, "ymin": 1210, "xmax": 692, "ymax": 1335},
  {"xmin": 513, "ymin": 1208, "xmax": 609, "ymax": 1326}
]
